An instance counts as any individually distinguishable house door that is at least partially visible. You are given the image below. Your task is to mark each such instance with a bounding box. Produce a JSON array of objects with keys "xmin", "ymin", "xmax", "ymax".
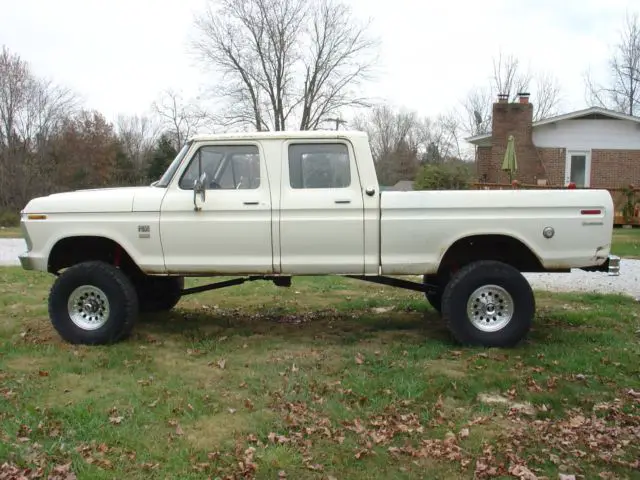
[{"xmin": 565, "ymin": 150, "xmax": 591, "ymax": 187}]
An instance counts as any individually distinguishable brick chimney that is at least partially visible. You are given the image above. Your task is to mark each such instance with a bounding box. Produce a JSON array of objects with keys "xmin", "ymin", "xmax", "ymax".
[{"xmin": 490, "ymin": 93, "xmax": 543, "ymax": 184}]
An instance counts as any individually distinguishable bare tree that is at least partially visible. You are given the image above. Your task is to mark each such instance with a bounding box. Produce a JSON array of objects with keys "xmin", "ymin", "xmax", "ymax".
[
  {"xmin": 533, "ymin": 72, "xmax": 562, "ymax": 120},
  {"xmin": 190, "ymin": 0, "xmax": 379, "ymax": 131},
  {"xmin": 459, "ymin": 86, "xmax": 493, "ymax": 136},
  {"xmin": 586, "ymin": 11, "xmax": 640, "ymax": 115},
  {"xmin": 0, "ymin": 46, "xmax": 78, "ymax": 209},
  {"xmin": 491, "ymin": 52, "xmax": 532, "ymax": 102},
  {"xmin": 151, "ymin": 89, "xmax": 211, "ymax": 148},
  {"xmin": 458, "ymin": 51, "xmax": 563, "ymax": 139},
  {"xmin": 116, "ymin": 114, "xmax": 160, "ymax": 169}
]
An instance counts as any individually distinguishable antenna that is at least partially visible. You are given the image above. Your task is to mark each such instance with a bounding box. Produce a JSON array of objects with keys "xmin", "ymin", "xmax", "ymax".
[
  {"xmin": 473, "ymin": 110, "xmax": 483, "ymax": 127},
  {"xmin": 325, "ymin": 117, "xmax": 347, "ymax": 130}
]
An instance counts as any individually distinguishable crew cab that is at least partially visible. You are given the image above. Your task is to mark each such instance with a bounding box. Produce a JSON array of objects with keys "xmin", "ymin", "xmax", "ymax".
[{"xmin": 18, "ymin": 130, "xmax": 619, "ymax": 348}]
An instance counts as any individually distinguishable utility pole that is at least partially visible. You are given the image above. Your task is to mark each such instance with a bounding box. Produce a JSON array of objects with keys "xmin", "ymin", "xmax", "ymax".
[{"xmin": 325, "ymin": 117, "xmax": 347, "ymax": 130}]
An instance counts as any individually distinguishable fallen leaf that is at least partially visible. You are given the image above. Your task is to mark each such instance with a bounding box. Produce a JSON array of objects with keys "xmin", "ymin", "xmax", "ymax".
[
  {"xmin": 559, "ymin": 475, "xmax": 576, "ymax": 480},
  {"xmin": 477, "ymin": 393, "xmax": 509, "ymax": 405},
  {"xmin": 372, "ymin": 306, "xmax": 394, "ymax": 314},
  {"xmin": 109, "ymin": 416, "xmax": 123, "ymax": 425},
  {"xmin": 355, "ymin": 353, "xmax": 364, "ymax": 365},
  {"xmin": 627, "ymin": 389, "xmax": 640, "ymax": 399},
  {"xmin": 216, "ymin": 359, "xmax": 226, "ymax": 369},
  {"xmin": 38, "ymin": 370, "xmax": 49, "ymax": 377},
  {"xmin": 459, "ymin": 428, "xmax": 470, "ymax": 439},
  {"xmin": 509, "ymin": 464, "xmax": 537, "ymax": 479},
  {"xmin": 244, "ymin": 399, "xmax": 254, "ymax": 410},
  {"xmin": 175, "ymin": 424, "xmax": 184, "ymax": 436},
  {"xmin": 569, "ymin": 415, "xmax": 586, "ymax": 428}
]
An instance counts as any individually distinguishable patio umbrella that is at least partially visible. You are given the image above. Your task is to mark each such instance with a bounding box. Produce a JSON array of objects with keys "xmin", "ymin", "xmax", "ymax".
[{"xmin": 502, "ymin": 134, "xmax": 518, "ymax": 183}]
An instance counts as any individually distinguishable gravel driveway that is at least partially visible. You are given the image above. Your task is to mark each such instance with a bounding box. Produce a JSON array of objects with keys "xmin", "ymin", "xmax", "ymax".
[
  {"xmin": 0, "ymin": 239, "xmax": 638, "ymax": 299},
  {"xmin": 0, "ymin": 239, "xmax": 25, "ymax": 267}
]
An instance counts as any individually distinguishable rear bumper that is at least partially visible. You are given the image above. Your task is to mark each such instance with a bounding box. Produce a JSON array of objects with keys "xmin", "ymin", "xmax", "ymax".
[{"xmin": 579, "ymin": 255, "xmax": 620, "ymax": 276}]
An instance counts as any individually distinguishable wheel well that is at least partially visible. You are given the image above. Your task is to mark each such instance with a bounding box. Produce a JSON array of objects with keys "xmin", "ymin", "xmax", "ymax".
[
  {"xmin": 48, "ymin": 236, "xmax": 141, "ymax": 276},
  {"xmin": 438, "ymin": 234, "xmax": 544, "ymax": 277}
]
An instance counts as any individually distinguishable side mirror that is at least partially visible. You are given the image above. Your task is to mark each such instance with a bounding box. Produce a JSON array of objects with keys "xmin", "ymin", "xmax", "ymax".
[{"xmin": 193, "ymin": 172, "xmax": 207, "ymax": 211}]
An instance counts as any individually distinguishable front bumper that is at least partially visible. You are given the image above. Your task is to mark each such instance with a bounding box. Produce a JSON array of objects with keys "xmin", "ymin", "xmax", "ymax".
[
  {"xmin": 19, "ymin": 253, "xmax": 36, "ymax": 270},
  {"xmin": 18, "ymin": 252, "xmax": 47, "ymax": 272},
  {"xmin": 580, "ymin": 254, "xmax": 620, "ymax": 276}
]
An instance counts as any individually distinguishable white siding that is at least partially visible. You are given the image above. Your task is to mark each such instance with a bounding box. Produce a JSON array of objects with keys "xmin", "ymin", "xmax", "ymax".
[{"xmin": 533, "ymin": 119, "xmax": 640, "ymax": 150}]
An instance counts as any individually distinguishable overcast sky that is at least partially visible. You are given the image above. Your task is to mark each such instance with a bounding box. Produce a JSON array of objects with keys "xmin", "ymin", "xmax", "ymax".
[{"xmin": 1, "ymin": 0, "xmax": 639, "ymax": 129}]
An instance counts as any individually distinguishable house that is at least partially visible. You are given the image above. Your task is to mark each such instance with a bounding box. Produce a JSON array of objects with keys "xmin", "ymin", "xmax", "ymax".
[{"xmin": 466, "ymin": 94, "xmax": 640, "ymax": 188}]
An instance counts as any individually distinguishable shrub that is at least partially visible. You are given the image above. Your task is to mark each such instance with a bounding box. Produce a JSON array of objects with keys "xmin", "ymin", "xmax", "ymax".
[
  {"xmin": 413, "ymin": 163, "xmax": 472, "ymax": 190},
  {"xmin": 0, "ymin": 210, "xmax": 20, "ymax": 227}
]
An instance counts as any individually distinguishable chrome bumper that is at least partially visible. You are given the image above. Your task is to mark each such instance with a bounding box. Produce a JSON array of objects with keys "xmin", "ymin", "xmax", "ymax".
[
  {"xmin": 580, "ymin": 255, "xmax": 620, "ymax": 276},
  {"xmin": 607, "ymin": 255, "xmax": 621, "ymax": 276},
  {"xmin": 19, "ymin": 253, "xmax": 35, "ymax": 270}
]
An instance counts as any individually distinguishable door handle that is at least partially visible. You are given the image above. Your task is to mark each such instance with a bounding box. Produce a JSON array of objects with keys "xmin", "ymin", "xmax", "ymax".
[
  {"xmin": 334, "ymin": 199, "xmax": 351, "ymax": 204},
  {"xmin": 243, "ymin": 201, "xmax": 259, "ymax": 205}
]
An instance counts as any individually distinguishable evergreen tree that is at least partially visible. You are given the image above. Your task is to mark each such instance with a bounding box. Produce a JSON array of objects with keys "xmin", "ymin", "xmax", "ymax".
[{"xmin": 148, "ymin": 133, "xmax": 178, "ymax": 181}]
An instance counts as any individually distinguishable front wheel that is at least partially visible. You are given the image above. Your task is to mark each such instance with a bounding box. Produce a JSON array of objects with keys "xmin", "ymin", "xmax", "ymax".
[
  {"xmin": 441, "ymin": 260, "xmax": 535, "ymax": 348},
  {"xmin": 48, "ymin": 261, "xmax": 139, "ymax": 345}
]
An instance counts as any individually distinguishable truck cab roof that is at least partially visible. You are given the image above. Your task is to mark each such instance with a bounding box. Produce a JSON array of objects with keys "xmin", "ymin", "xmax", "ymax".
[{"xmin": 187, "ymin": 130, "xmax": 369, "ymax": 143}]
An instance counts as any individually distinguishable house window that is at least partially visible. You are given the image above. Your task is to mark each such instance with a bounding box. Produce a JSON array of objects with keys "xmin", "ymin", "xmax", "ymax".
[{"xmin": 565, "ymin": 150, "xmax": 591, "ymax": 187}]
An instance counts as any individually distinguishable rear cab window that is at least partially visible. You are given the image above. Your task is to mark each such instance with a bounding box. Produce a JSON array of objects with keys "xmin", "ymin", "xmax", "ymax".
[{"xmin": 288, "ymin": 143, "xmax": 351, "ymax": 189}]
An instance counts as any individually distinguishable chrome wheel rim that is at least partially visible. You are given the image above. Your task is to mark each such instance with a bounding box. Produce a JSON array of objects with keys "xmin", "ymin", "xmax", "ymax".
[
  {"xmin": 67, "ymin": 285, "xmax": 110, "ymax": 330},
  {"xmin": 466, "ymin": 284, "xmax": 513, "ymax": 332}
]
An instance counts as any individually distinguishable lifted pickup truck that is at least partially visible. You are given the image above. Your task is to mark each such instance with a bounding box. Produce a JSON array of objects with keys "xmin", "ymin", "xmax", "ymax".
[{"xmin": 19, "ymin": 130, "xmax": 619, "ymax": 348}]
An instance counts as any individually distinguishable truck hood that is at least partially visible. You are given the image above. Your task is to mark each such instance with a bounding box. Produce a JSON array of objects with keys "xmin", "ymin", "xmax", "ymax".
[{"xmin": 22, "ymin": 186, "xmax": 157, "ymax": 214}]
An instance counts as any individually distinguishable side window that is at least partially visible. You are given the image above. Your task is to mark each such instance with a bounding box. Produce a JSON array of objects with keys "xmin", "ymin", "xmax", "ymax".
[
  {"xmin": 288, "ymin": 143, "xmax": 350, "ymax": 189},
  {"xmin": 179, "ymin": 145, "xmax": 260, "ymax": 190}
]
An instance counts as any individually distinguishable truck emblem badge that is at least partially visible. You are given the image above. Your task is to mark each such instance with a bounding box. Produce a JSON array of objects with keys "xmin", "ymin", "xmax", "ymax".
[{"xmin": 138, "ymin": 225, "xmax": 150, "ymax": 238}]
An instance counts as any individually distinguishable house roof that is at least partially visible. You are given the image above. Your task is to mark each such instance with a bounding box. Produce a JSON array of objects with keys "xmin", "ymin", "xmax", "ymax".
[{"xmin": 465, "ymin": 106, "xmax": 640, "ymax": 146}]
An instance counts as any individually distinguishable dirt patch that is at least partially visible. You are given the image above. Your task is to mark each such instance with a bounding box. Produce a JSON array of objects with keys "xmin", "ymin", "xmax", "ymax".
[
  {"xmin": 39, "ymin": 371, "xmax": 130, "ymax": 406},
  {"xmin": 3, "ymin": 355, "xmax": 46, "ymax": 372},
  {"xmin": 185, "ymin": 410, "xmax": 276, "ymax": 450},
  {"xmin": 152, "ymin": 350, "xmax": 227, "ymax": 387},
  {"xmin": 478, "ymin": 393, "xmax": 536, "ymax": 416},
  {"xmin": 423, "ymin": 359, "xmax": 468, "ymax": 379}
]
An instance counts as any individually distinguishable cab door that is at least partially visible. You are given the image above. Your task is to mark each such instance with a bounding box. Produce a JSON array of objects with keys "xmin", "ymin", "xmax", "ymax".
[
  {"xmin": 159, "ymin": 142, "xmax": 273, "ymax": 274},
  {"xmin": 278, "ymin": 140, "xmax": 365, "ymax": 274}
]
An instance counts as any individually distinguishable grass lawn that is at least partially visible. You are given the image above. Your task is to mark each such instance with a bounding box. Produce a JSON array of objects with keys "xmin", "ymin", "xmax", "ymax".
[
  {"xmin": 0, "ymin": 269, "xmax": 638, "ymax": 479},
  {"xmin": 611, "ymin": 227, "xmax": 640, "ymax": 259},
  {"xmin": 0, "ymin": 227, "xmax": 21, "ymax": 239}
]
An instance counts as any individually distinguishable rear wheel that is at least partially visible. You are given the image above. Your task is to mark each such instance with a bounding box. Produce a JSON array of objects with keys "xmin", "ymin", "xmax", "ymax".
[
  {"xmin": 135, "ymin": 276, "xmax": 184, "ymax": 313},
  {"xmin": 441, "ymin": 260, "xmax": 535, "ymax": 347},
  {"xmin": 48, "ymin": 261, "xmax": 139, "ymax": 345}
]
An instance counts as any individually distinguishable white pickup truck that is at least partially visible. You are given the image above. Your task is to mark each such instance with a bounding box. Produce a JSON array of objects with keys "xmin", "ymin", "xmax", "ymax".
[{"xmin": 18, "ymin": 130, "xmax": 618, "ymax": 348}]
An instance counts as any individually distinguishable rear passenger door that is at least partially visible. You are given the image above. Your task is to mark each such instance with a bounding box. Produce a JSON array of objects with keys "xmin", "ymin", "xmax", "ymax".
[{"xmin": 279, "ymin": 140, "xmax": 365, "ymax": 274}]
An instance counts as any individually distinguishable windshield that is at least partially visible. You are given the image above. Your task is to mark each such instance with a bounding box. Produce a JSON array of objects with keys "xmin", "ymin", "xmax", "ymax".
[{"xmin": 155, "ymin": 142, "xmax": 192, "ymax": 188}]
